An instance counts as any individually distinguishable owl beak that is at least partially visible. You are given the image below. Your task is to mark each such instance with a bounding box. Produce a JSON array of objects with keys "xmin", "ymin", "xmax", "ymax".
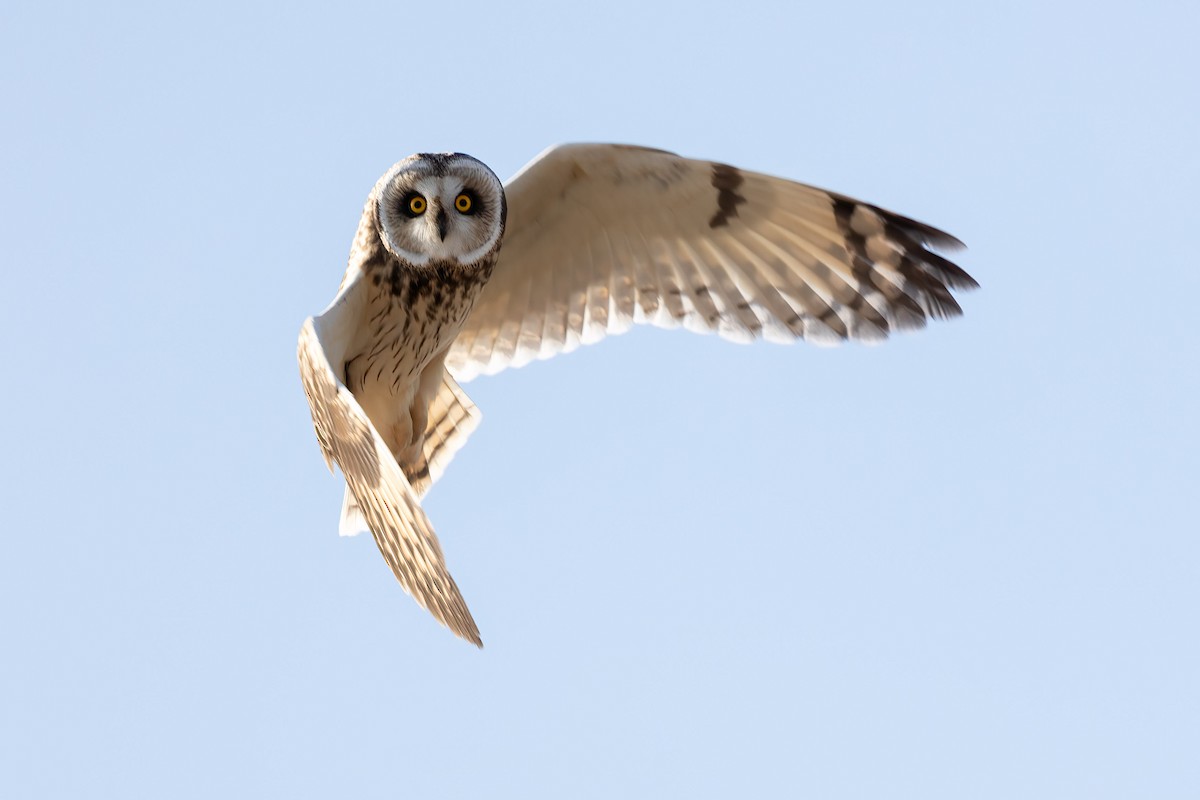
[{"xmin": 436, "ymin": 207, "xmax": 448, "ymax": 241}]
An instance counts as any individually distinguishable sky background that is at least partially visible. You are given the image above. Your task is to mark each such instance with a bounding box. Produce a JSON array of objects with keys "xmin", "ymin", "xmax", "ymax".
[{"xmin": 2, "ymin": 1, "xmax": 1198, "ymax": 797}]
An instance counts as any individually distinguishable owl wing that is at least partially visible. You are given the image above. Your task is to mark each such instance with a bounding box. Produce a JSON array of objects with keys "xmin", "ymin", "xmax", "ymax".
[
  {"xmin": 298, "ymin": 273, "xmax": 482, "ymax": 646},
  {"xmin": 445, "ymin": 143, "xmax": 975, "ymax": 381}
]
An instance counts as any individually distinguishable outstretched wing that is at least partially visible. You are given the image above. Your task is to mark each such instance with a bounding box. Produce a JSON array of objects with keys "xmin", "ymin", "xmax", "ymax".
[
  {"xmin": 446, "ymin": 143, "xmax": 975, "ymax": 381},
  {"xmin": 298, "ymin": 274, "xmax": 482, "ymax": 646}
]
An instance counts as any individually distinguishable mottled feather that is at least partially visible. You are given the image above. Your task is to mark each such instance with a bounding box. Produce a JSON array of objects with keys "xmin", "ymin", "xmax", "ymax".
[
  {"xmin": 445, "ymin": 144, "xmax": 973, "ymax": 381},
  {"xmin": 299, "ymin": 268, "xmax": 482, "ymax": 646},
  {"xmin": 300, "ymin": 143, "xmax": 975, "ymax": 647}
]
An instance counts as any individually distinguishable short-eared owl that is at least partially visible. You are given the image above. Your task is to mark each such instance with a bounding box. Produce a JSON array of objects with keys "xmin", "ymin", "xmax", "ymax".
[{"xmin": 298, "ymin": 144, "xmax": 976, "ymax": 646}]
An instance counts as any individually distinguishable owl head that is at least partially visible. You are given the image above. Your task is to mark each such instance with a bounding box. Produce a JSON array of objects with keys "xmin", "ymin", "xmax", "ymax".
[{"xmin": 374, "ymin": 152, "xmax": 506, "ymax": 267}]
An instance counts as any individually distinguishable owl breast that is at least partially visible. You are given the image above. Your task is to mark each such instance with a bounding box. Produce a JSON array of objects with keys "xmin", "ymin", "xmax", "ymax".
[
  {"xmin": 344, "ymin": 256, "xmax": 494, "ymax": 463},
  {"xmin": 349, "ymin": 258, "xmax": 494, "ymax": 393}
]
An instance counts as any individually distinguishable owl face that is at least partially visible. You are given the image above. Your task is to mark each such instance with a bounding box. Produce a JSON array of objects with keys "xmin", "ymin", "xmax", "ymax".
[{"xmin": 375, "ymin": 153, "xmax": 506, "ymax": 267}]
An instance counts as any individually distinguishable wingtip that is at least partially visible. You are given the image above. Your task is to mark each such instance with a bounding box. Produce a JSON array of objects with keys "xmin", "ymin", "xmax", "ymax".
[
  {"xmin": 453, "ymin": 624, "xmax": 484, "ymax": 648},
  {"xmin": 459, "ymin": 621, "xmax": 484, "ymax": 648},
  {"xmin": 936, "ymin": 232, "xmax": 968, "ymax": 252}
]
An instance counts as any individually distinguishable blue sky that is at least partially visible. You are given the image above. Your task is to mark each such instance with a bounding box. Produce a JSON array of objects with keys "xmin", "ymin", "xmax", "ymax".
[{"xmin": 2, "ymin": 1, "xmax": 1197, "ymax": 797}]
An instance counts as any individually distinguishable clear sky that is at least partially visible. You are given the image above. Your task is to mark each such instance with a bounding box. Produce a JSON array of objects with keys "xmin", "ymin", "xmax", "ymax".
[{"xmin": 2, "ymin": 1, "xmax": 1197, "ymax": 797}]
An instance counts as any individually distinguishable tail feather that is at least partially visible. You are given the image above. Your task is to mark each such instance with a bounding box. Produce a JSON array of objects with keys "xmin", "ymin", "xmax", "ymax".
[
  {"xmin": 339, "ymin": 485, "xmax": 369, "ymax": 537},
  {"xmin": 407, "ymin": 372, "xmax": 482, "ymax": 498}
]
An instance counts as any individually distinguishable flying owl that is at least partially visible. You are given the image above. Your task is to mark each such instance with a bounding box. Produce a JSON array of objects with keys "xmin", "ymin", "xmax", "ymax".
[{"xmin": 298, "ymin": 143, "xmax": 976, "ymax": 647}]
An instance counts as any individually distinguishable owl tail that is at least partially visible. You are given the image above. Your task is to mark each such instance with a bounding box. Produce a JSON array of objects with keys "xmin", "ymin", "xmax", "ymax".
[
  {"xmin": 405, "ymin": 372, "xmax": 482, "ymax": 498},
  {"xmin": 338, "ymin": 485, "xmax": 369, "ymax": 537}
]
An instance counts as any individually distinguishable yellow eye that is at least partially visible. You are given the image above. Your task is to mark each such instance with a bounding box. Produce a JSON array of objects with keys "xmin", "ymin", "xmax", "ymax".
[
  {"xmin": 454, "ymin": 193, "xmax": 473, "ymax": 213},
  {"xmin": 408, "ymin": 195, "xmax": 427, "ymax": 215}
]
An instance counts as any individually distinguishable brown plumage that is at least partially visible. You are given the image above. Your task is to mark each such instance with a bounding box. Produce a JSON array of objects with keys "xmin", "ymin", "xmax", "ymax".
[{"xmin": 299, "ymin": 144, "xmax": 975, "ymax": 646}]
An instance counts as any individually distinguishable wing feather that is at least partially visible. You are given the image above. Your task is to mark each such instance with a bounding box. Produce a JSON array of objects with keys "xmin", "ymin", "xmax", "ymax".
[
  {"xmin": 298, "ymin": 275, "xmax": 482, "ymax": 646},
  {"xmin": 445, "ymin": 143, "xmax": 974, "ymax": 381}
]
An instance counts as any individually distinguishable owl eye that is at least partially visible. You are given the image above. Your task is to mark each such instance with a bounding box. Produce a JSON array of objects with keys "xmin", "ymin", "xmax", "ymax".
[
  {"xmin": 454, "ymin": 193, "xmax": 475, "ymax": 214},
  {"xmin": 404, "ymin": 194, "xmax": 427, "ymax": 216}
]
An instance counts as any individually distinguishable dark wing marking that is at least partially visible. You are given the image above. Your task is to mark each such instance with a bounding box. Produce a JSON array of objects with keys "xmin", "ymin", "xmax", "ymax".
[{"xmin": 446, "ymin": 143, "xmax": 974, "ymax": 381}]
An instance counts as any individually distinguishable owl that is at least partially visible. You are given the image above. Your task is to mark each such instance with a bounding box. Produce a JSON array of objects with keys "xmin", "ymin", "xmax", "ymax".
[{"xmin": 298, "ymin": 144, "xmax": 977, "ymax": 647}]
